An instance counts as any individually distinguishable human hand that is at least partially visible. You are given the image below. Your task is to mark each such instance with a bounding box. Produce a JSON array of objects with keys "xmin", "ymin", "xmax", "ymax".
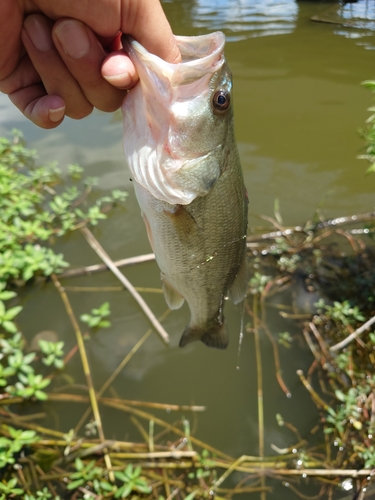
[{"xmin": 0, "ymin": 0, "xmax": 180, "ymax": 129}]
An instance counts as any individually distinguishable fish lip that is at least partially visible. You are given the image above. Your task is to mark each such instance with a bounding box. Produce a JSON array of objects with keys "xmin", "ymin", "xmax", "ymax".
[{"xmin": 122, "ymin": 32, "xmax": 226, "ymax": 85}]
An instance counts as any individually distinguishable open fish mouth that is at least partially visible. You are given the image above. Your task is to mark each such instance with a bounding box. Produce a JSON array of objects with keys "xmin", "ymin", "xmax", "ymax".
[
  {"xmin": 122, "ymin": 32, "xmax": 230, "ymax": 205},
  {"xmin": 122, "ymin": 32, "xmax": 225, "ymax": 87}
]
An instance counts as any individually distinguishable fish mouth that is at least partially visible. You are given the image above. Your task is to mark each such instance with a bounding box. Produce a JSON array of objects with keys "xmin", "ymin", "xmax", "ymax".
[
  {"xmin": 122, "ymin": 32, "xmax": 227, "ymax": 205},
  {"xmin": 122, "ymin": 32, "xmax": 225, "ymax": 87}
]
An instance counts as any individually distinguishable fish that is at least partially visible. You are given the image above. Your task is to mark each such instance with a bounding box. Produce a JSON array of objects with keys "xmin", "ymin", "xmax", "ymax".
[{"xmin": 122, "ymin": 31, "xmax": 248, "ymax": 349}]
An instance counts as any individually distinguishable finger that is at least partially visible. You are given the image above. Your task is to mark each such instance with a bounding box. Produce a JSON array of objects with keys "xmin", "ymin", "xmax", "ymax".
[
  {"xmin": 9, "ymin": 84, "xmax": 66, "ymax": 129},
  {"xmin": 0, "ymin": 50, "xmax": 66, "ymax": 129},
  {"xmin": 0, "ymin": 0, "xmax": 23, "ymax": 79},
  {"xmin": 123, "ymin": 0, "xmax": 181, "ymax": 64},
  {"xmin": 22, "ymin": 14, "xmax": 93, "ymax": 120},
  {"xmin": 101, "ymin": 51, "xmax": 138, "ymax": 89},
  {"xmin": 29, "ymin": 0, "xmax": 181, "ymax": 63},
  {"xmin": 52, "ymin": 19, "xmax": 127, "ymax": 112}
]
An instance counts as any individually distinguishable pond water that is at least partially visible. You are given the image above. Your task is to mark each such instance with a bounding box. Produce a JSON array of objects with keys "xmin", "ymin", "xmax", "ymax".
[{"xmin": 1, "ymin": 1, "xmax": 375, "ymax": 498}]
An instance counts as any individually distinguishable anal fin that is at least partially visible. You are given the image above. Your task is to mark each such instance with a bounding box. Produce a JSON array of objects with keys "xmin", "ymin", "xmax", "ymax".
[
  {"xmin": 161, "ymin": 276, "xmax": 185, "ymax": 310},
  {"xmin": 228, "ymin": 255, "xmax": 248, "ymax": 305}
]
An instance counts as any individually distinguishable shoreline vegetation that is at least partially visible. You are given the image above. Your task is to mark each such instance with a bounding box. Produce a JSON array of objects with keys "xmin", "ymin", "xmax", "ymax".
[{"xmin": 2, "ymin": 80, "xmax": 375, "ymax": 499}]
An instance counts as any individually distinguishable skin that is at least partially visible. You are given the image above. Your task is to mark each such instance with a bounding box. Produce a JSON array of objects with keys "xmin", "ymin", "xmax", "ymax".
[{"xmin": 0, "ymin": 0, "xmax": 181, "ymax": 129}]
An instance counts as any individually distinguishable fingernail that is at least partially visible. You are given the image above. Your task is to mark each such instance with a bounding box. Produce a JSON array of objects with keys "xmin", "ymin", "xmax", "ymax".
[
  {"xmin": 54, "ymin": 20, "xmax": 90, "ymax": 59},
  {"xmin": 103, "ymin": 72, "xmax": 131, "ymax": 87},
  {"xmin": 49, "ymin": 106, "xmax": 65, "ymax": 123},
  {"xmin": 24, "ymin": 17, "xmax": 53, "ymax": 52}
]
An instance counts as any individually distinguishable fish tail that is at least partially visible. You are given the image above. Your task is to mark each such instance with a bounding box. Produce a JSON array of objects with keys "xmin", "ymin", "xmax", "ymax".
[{"xmin": 179, "ymin": 321, "xmax": 229, "ymax": 349}]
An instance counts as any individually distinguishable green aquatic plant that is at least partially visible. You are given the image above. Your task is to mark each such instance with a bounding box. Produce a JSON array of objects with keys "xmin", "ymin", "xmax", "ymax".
[
  {"xmin": 0, "ymin": 478, "xmax": 24, "ymax": 497},
  {"xmin": 114, "ymin": 464, "xmax": 152, "ymax": 498},
  {"xmin": 80, "ymin": 301, "xmax": 112, "ymax": 329},
  {"xmin": 67, "ymin": 457, "xmax": 106, "ymax": 491},
  {"xmin": 6, "ymin": 371, "xmax": 51, "ymax": 400},
  {"xmin": 0, "ymin": 426, "xmax": 39, "ymax": 468},
  {"xmin": 315, "ymin": 298, "xmax": 365, "ymax": 327},
  {"xmin": 359, "ymin": 80, "xmax": 375, "ymax": 174},
  {"xmin": 24, "ymin": 488, "xmax": 60, "ymax": 500},
  {"xmin": 0, "ymin": 131, "xmax": 127, "ymax": 284},
  {"xmin": 0, "ymin": 291, "xmax": 22, "ymax": 334},
  {"xmin": 39, "ymin": 339, "xmax": 65, "ymax": 369},
  {"xmin": 248, "ymin": 272, "xmax": 271, "ymax": 294}
]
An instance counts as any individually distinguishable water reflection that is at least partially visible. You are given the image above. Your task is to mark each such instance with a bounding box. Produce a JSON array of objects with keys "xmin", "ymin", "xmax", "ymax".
[
  {"xmin": 311, "ymin": 0, "xmax": 375, "ymax": 46},
  {"xmin": 190, "ymin": 0, "xmax": 298, "ymax": 40}
]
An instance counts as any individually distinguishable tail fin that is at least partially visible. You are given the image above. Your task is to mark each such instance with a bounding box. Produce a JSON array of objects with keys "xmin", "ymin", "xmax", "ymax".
[{"xmin": 179, "ymin": 321, "xmax": 229, "ymax": 349}]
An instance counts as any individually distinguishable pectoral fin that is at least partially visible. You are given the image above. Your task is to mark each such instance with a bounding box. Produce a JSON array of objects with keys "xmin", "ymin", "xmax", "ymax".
[
  {"xmin": 228, "ymin": 255, "xmax": 248, "ymax": 304},
  {"xmin": 161, "ymin": 276, "xmax": 185, "ymax": 310},
  {"xmin": 164, "ymin": 204, "xmax": 197, "ymax": 239}
]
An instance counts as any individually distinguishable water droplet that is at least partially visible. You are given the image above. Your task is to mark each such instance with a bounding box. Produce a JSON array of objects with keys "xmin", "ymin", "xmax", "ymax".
[
  {"xmin": 339, "ymin": 446, "xmax": 344, "ymax": 451},
  {"xmin": 292, "ymin": 448, "xmax": 297, "ymax": 454},
  {"xmin": 302, "ymin": 473, "xmax": 307, "ymax": 478},
  {"xmin": 166, "ymin": 407, "xmax": 171, "ymax": 413},
  {"xmin": 369, "ymin": 434, "xmax": 373, "ymax": 439},
  {"xmin": 297, "ymin": 460, "xmax": 303, "ymax": 466},
  {"xmin": 334, "ymin": 441, "xmax": 338, "ymax": 446},
  {"xmin": 341, "ymin": 479, "xmax": 353, "ymax": 491},
  {"xmin": 284, "ymin": 482, "xmax": 289, "ymax": 487},
  {"xmin": 286, "ymin": 392, "xmax": 292, "ymax": 399}
]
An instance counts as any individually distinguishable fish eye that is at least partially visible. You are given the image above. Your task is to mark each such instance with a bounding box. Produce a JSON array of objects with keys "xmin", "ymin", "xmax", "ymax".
[{"xmin": 212, "ymin": 90, "xmax": 230, "ymax": 113}]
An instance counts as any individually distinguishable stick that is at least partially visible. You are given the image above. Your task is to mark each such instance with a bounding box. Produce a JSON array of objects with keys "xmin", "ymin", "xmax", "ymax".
[
  {"xmin": 296, "ymin": 370, "xmax": 329, "ymax": 410},
  {"xmin": 51, "ymin": 274, "xmax": 114, "ymax": 481},
  {"xmin": 60, "ymin": 253, "xmax": 155, "ymax": 279},
  {"xmin": 74, "ymin": 312, "xmax": 168, "ymax": 435},
  {"xmin": 246, "ymin": 210, "xmax": 375, "ymax": 244},
  {"xmin": 80, "ymin": 227, "xmax": 169, "ymax": 344},
  {"xmin": 330, "ymin": 315, "xmax": 375, "ymax": 351}
]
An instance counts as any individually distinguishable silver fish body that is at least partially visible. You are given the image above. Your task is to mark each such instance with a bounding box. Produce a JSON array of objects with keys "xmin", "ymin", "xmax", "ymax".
[{"xmin": 122, "ymin": 32, "xmax": 248, "ymax": 348}]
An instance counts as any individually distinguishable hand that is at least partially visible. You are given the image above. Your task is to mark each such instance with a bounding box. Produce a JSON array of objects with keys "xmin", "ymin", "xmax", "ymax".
[{"xmin": 0, "ymin": 0, "xmax": 180, "ymax": 129}]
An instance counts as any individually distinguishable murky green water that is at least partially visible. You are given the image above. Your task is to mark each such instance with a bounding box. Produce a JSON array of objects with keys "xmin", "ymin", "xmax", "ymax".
[{"xmin": 1, "ymin": 1, "xmax": 375, "ymax": 498}]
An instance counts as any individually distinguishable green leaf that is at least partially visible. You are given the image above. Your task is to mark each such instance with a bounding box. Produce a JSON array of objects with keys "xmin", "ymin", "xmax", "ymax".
[
  {"xmin": 23, "ymin": 352, "xmax": 36, "ymax": 364},
  {"xmin": 184, "ymin": 491, "xmax": 200, "ymax": 500},
  {"xmin": 0, "ymin": 291, "xmax": 17, "ymax": 300},
  {"xmin": 115, "ymin": 482, "xmax": 133, "ymax": 499},
  {"xmin": 34, "ymin": 390, "xmax": 48, "ymax": 401},
  {"xmin": 2, "ymin": 320, "xmax": 18, "ymax": 333},
  {"xmin": 3, "ymin": 305, "xmax": 22, "ymax": 320},
  {"xmin": 67, "ymin": 478, "xmax": 85, "ymax": 490}
]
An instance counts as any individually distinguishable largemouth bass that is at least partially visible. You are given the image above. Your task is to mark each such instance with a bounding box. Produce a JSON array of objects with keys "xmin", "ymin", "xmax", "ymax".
[{"xmin": 122, "ymin": 32, "xmax": 248, "ymax": 349}]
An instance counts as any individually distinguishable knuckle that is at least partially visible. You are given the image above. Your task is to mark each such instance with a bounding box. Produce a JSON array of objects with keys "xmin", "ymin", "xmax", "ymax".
[
  {"xmin": 66, "ymin": 104, "xmax": 93, "ymax": 120},
  {"xmin": 0, "ymin": 76, "xmax": 16, "ymax": 95}
]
